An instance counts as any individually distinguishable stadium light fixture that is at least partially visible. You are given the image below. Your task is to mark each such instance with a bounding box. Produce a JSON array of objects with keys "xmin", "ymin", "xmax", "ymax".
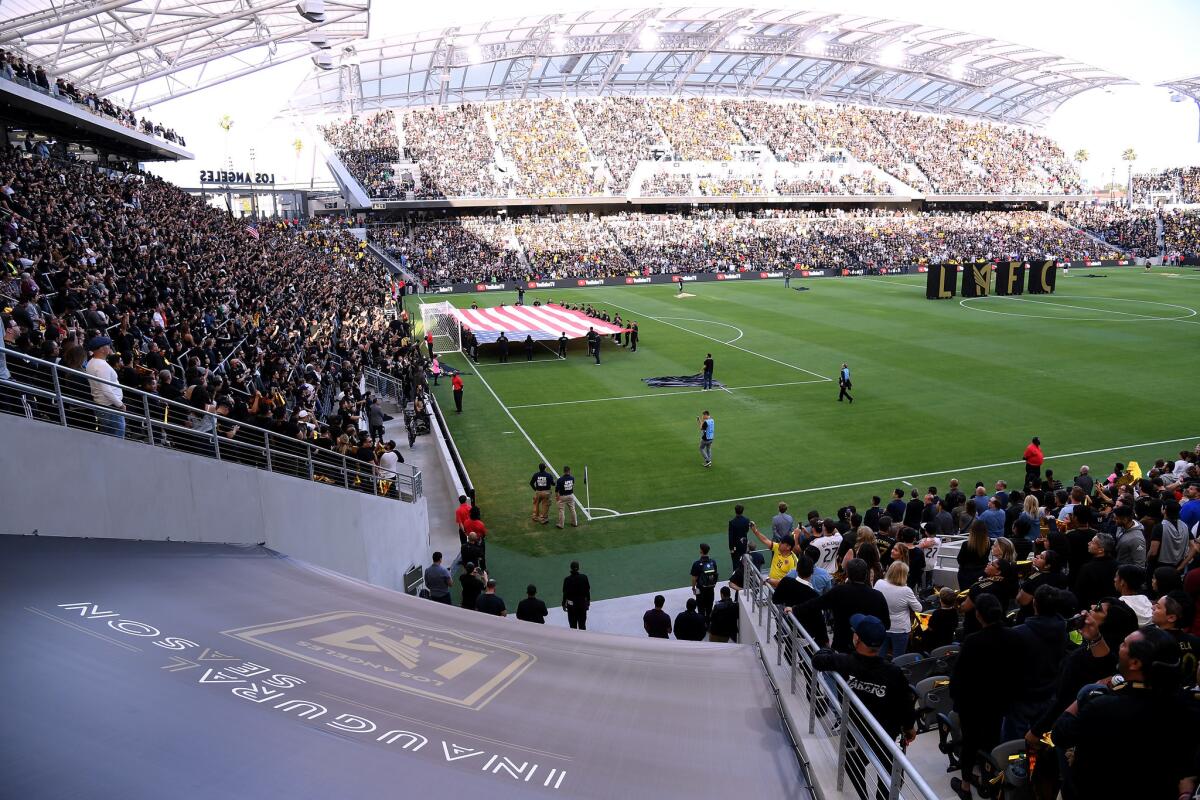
[
  {"xmin": 639, "ymin": 28, "xmax": 659, "ymax": 49},
  {"xmin": 949, "ymin": 59, "xmax": 967, "ymax": 80},
  {"xmin": 806, "ymin": 34, "xmax": 827, "ymax": 55},
  {"xmin": 728, "ymin": 31, "xmax": 745, "ymax": 47},
  {"xmin": 551, "ymin": 33, "xmax": 567, "ymax": 51},
  {"xmin": 466, "ymin": 42, "xmax": 484, "ymax": 64}
]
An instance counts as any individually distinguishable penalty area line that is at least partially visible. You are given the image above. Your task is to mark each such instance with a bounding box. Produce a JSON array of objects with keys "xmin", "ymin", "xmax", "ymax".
[{"xmin": 591, "ymin": 433, "xmax": 1200, "ymax": 520}]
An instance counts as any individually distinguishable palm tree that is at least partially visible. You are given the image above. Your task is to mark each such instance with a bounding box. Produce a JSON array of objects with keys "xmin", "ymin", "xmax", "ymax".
[
  {"xmin": 1122, "ymin": 148, "xmax": 1137, "ymax": 207},
  {"xmin": 218, "ymin": 115, "xmax": 234, "ymax": 168},
  {"xmin": 1074, "ymin": 149, "xmax": 1089, "ymax": 165}
]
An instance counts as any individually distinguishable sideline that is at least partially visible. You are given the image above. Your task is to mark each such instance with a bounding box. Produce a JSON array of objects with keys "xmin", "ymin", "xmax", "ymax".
[
  {"xmin": 598, "ymin": 297, "xmax": 833, "ymax": 381},
  {"xmin": 589, "ymin": 433, "xmax": 1200, "ymax": 519}
]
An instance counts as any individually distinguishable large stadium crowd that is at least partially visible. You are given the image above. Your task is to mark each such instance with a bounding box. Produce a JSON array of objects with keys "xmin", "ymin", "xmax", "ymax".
[
  {"xmin": 1055, "ymin": 204, "xmax": 1161, "ymax": 257},
  {"xmin": 369, "ymin": 210, "xmax": 1125, "ymax": 286},
  {"xmin": 318, "ymin": 111, "xmax": 404, "ymax": 199},
  {"xmin": 1132, "ymin": 167, "xmax": 1200, "ymax": 204},
  {"xmin": 321, "ymin": 98, "xmax": 1081, "ymax": 200},
  {"xmin": 0, "ymin": 142, "xmax": 440, "ymax": 493}
]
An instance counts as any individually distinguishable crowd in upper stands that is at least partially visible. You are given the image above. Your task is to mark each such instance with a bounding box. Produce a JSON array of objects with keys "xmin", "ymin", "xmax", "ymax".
[
  {"xmin": 320, "ymin": 97, "xmax": 1082, "ymax": 200},
  {"xmin": 1132, "ymin": 167, "xmax": 1200, "ymax": 204},
  {"xmin": 0, "ymin": 141, "xmax": 436, "ymax": 493},
  {"xmin": 369, "ymin": 209, "xmax": 1125, "ymax": 286},
  {"xmin": 0, "ymin": 50, "xmax": 185, "ymax": 146},
  {"xmin": 1055, "ymin": 204, "xmax": 1161, "ymax": 257},
  {"xmin": 318, "ymin": 111, "xmax": 404, "ymax": 199}
]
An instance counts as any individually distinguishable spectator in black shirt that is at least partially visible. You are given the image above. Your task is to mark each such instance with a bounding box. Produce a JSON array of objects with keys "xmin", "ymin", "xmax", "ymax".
[
  {"xmin": 475, "ymin": 579, "xmax": 507, "ymax": 616},
  {"xmin": 796, "ymin": 558, "xmax": 888, "ymax": 652},
  {"xmin": 1073, "ymin": 533, "xmax": 1119, "ymax": 613},
  {"xmin": 912, "ymin": 588, "xmax": 959, "ymax": 653},
  {"xmin": 561, "ymin": 561, "xmax": 591, "ymax": 630},
  {"xmin": 776, "ymin": 555, "xmax": 827, "ymax": 647},
  {"xmin": 949, "ymin": 593, "xmax": 1023, "ymax": 799},
  {"xmin": 903, "ymin": 489, "xmax": 924, "ymax": 529},
  {"xmin": 643, "ymin": 595, "xmax": 671, "ymax": 638},
  {"xmin": 885, "ymin": 489, "xmax": 907, "ymax": 523},
  {"xmin": 727, "ymin": 504, "xmax": 750, "ymax": 569},
  {"xmin": 956, "ymin": 521, "xmax": 991, "ymax": 590},
  {"xmin": 690, "ymin": 543, "xmax": 719, "ymax": 619},
  {"xmin": 944, "ymin": 478, "xmax": 966, "ymax": 513},
  {"xmin": 674, "ymin": 598, "xmax": 708, "ymax": 641},
  {"xmin": 1004, "ymin": 585, "xmax": 1069, "ymax": 740},
  {"xmin": 516, "ymin": 584, "xmax": 548, "ymax": 623},
  {"xmin": 459, "ymin": 563, "xmax": 485, "ymax": 610},
  {"xmin": 1015, "ymin": 549, "xmax": 1068, "ymax": 623},
  {"xmin": 813, "ymin": 614, "xmax": 916, "ymax": 800},
  {"xmin": 708, "ymin": 586, "xmax": 738, "ymax": 643},
  {"xmin": 1153, "ymin": 590, "xmax": 1200, "ymax": 683}
]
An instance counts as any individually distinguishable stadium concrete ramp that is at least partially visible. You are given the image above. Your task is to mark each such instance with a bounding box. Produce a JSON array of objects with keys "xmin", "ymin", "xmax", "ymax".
[{"xmin": 1, "ymin": 535, "xmax": 801, "ymax": 798}]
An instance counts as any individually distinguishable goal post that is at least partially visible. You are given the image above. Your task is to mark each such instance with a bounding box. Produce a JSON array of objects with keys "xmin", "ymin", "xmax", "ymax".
[{"xmin": 418, "ymin": 301, "xmax": 463, "ymax": 356}]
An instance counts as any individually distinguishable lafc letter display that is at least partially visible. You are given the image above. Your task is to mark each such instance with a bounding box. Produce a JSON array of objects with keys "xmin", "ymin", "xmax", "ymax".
[
  {"xmin": 960, "ymin": 263, "xmax": 992, "ymax": 298},
  {"xmin": 995, "ymin": 262, "xmax": 1026, "ymax": 296},
  {"xmin": 925, "ymin": 264, "xmax": 957, "ymax": 299},
  {"xmin": 1027, "ymin": 260, "xmax": 1057, "ymax": 294}
]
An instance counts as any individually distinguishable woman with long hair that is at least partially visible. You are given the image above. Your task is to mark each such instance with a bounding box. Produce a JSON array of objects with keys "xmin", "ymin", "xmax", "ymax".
[
  {"xmin": 990, "ymin": 537, "xmax": 1016, "ymax": 564},
  {"xmin": 874, "ymin": 560, "xmax": 921, "ymax": 658},
  {"xmin": 957, "ymin": 520, "xmax": 991, "ymax": 589}
]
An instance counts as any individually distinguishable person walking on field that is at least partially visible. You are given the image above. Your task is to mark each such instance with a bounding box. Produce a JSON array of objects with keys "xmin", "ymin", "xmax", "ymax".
[
  {"xmin": 555, "ymin": 466, "xmax": 579, "ymax": 528},
  {"xmin": 837, "ymin": 362, "xmax": 853, "ymax": 403},
  {"xmin": 529, "ymin": 462, "xmax": 554, "ymax": 524},
  {"xmin": 698, "ymin": 410, "xmax": 715, "ymax": 468},
  {"xmin": 702, "ymin": 353, "xmax": 715, "ymax": 390},
  {"xmin": 451, "ymin": 372, "xmax": 464, "ymax": 413}
]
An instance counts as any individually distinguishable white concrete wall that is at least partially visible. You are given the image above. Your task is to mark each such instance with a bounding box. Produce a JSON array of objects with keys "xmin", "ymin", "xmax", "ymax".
[{"xmin": 0, "ymin": 414, "xmax": 429, "ymax": 591}]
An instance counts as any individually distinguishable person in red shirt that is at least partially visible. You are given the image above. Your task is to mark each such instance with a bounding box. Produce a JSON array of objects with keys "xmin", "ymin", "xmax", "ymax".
[
  {"xmin": 464, "ymin": 506, "xmax": 488, "ymax": 570},
  {"xmin": 425, "ymin": 331, "xmax": 435, "ymax": 359},
  {"xmin": 455, "ymin": 495, "xmax": 472, "ymax": 545},
  {"xmin": 451, "ymin": 372, "xmax": 464, "ymax": 413},
  {"xmin": 1023, "ymin": 436, "xmax": 1044, "ymax": 489}
]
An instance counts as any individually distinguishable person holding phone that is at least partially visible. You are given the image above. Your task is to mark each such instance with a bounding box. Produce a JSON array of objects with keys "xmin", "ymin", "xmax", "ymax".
[{"xmin": 698, "ymin": 410, "xmax": 714, "ymax": 468}]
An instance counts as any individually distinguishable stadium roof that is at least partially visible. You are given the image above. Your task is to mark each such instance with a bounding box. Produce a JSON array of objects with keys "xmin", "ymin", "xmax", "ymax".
[
  {"xmin": 287, "ymin": 6, "xmax": 1132, "ymax": 126},
  {"xmin": 1161, "ymin": 74, "xmax": 1200, "ymax": 104},
  {"xmin": 0, "ymin": 0, "xmax": 371, "ymax": 111}
]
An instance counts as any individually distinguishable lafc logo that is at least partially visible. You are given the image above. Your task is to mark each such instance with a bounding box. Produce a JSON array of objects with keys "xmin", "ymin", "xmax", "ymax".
[{"xmin": 225, "ymin": 612, "xmax": 534, "ymax": 709}]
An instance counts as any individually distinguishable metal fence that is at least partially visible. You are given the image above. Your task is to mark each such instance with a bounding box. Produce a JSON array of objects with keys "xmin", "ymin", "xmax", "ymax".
[
  {"xmin": 0, "ymin": 348, "xmax": 420, "ymax": 502},
  {"xmin": 742, "ymin": 556, "xmax": 940, "ymax": 800}
]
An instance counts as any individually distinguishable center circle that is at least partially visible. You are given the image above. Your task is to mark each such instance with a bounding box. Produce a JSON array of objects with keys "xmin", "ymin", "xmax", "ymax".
[{"xmin": 958, "ymin": 295, "xmax": 1197, "ymax": 322}]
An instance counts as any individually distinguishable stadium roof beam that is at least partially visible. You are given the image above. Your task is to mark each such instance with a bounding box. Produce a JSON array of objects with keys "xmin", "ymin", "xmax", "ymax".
[
  {"xmin": 0, "ymin": 0, "xmax": 370, "ymax": 107},
  {"xmin": 1159, "ymin": 75, "xmax": 1200, "ymax": 141}
]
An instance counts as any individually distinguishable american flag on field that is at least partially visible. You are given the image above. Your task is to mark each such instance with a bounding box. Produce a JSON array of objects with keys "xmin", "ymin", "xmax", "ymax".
[
  {"xmin": 245, "ymin": 224, "xmax": 259, "ymax": 240},
  {"xmin": 452, "ymin": 303, "xmax": 628, "ymax": 343}
]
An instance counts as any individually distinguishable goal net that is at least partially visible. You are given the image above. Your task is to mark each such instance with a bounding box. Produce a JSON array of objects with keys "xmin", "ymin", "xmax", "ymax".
[{"xmin": 418, "ymin": 301, "xmax": 462, "ymax": 355}]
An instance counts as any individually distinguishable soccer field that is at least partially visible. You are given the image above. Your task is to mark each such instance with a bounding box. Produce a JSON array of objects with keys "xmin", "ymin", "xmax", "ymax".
[{"xmin": 424, "ymin": 267, "xmax": 1200, "ymax": 601}]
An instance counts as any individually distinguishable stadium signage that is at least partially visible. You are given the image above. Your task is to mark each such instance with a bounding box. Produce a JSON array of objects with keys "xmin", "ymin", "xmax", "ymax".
[
  {"xmin": 198, "ymin": 169, "xmax": 276, "ymax": 185},
  {"xmin": 423, "ymin": 260, "xmax": 1137, "ymax": 294}
]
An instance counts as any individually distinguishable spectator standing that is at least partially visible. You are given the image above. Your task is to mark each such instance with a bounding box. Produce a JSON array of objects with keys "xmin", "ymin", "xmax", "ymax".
[
  {"xmin": 956, "ymin": 521, "xmax": 991, "ymax": 589},
  {"xmin": 979, "ymin": 496, "xmax": 1007, "ymax": 538},
  {"xmin": 708, "ymin": 586, "xmax": 738, "ymax": 642},
  {"xmin": 516, "ymin": 585, "xmax": 548, "ymax": 623},
  {"xmin": 475, "ymin": 579, "xmax": 507, "ymax": 616},
  {"xmin": 561, "ymin": 561, "xmax": 591, "ymax": 630},
  {"xmin": 885, "ymin": 489, "xmax": 907, "ymax": 523},
  {"xmin": 771, "ymin": 502, "xmax": 796, "ymax": 544},
  {"xmin": 698, "ymin": 410, "xmax": 714, "ymax": 468},
  {"xmin": 1180, "ymin": 482, "xmax": 1200, "ymax": 532},
  {"xmin": 451, "ymin": 372, "xmax": 463, "ymax": 413},
  {"xmin": 1112, "ymin": 505, "xmax": 1147, "ymax": 568},
  {"xmin": 944, "ymin": 479, "xmax": 966, "ymax": 512},
  {"xmin": 874, "ymin": 561, "xmax": 921, "ymax": 658},
  {"xmin": 555, "ymin": 466, "xmax": 579, "ymax": 528},
  {"xmin": 643, "ymin": 595, "xmax": 672, "ymax": 638},
  {"xmin": 423, "ymin": 551, "xmax": 453, "ymax": 604},
  {"xmin": 690, "ymin": 543, "xmax": 719, "ymax": 620},
  {"xmin": 750, "ymin": 522, "xmax": 796, "ymax": 587},
  {"xmin": 812, "ymin": 615, "xmax": 916, "ymax": 800},
  {"xmin": 912, "ymin": 588, "xmax": 958, "ymax": 653},
  {"xmin": 454, "ymin": 495, "xmax": 472, "ymax": 544},
  {"xmin": 1023, "ymin": 436, "xmax": 1044, "ymax": 488},
  {"xmin": 1114, "ymin": 565, "xmax": 1152, "ymax": 626},
  {"xmin": 529, "ymin": 461, "xmax": 554, "ymax": 524},
  {"xmin": 1004, "ymin": 585, "xmax": 1068, "ymax": 739},
  {"xmin": 1073, "ymin": 533, "xmax": 1119, "ymax": 612},
  {"xmin": 727, "ymin": 503, "xmax": 751, "ymax": 569},
  {"xmin": 796, "ymin": 559, "xmax": 889, "ymax": 652},
  {"xmin": 459, "ymin": 562, "xmax": 485, "ymax": 611},
  {"xmin": 949, "ymin": 593, "xmax": 1022, "ymax": 800},
  {"xmin": 674, "ymin": 598, "xmax": 708, "ymax": 641},
  {"xmin": 1151, "ymin": 500, "xmax": 1190, "ymax": 569},
  {"xmin": 903, "ymin": 489, "xmax": 923, "ymax": 529},
  {"xmin": 84, "ymin": 335, "xmax": 125, "ymax": 438},
  {"xmin": 701, "ymin": 353, "xmax": 714, "ymax": 390},
  {"xmin": 1052, "ymin": 627, "xmax": 1198, "ymax": 800},
  {"xmin": 1073, "ymin": 465, "xmax": 1094, "ymax": 496}
]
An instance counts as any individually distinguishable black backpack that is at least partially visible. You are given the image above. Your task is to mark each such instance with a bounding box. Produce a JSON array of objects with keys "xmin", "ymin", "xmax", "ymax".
[{"xmin": 697, "ymin": 557, "xmax": 718, "ymax": 589}]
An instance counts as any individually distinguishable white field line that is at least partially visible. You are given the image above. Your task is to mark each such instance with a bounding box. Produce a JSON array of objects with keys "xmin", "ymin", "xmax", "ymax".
[
  {"xmin": 994, "ymin": 294, "xmax": 1199, "ymax": 323},
  {"xmin": 420, "ymin": 298, "xmax": 591, "ymax": 520},
  {"xmin": 658, "ymin": 316, "xmax": 744, "ymax": 344},
  {"xmin": 590, "ymin": 434, "xmax": 1200, "ymax": 520},
  {"xmin": 599, "ymin": 298, "xmax": 833, "ymax": 381},
  {"xmin": 506, "ymin": 379, "xmax": 826, "ymax": 409}
]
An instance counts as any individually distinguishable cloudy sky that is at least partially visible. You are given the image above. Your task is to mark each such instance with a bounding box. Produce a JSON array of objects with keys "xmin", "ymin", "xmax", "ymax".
[{"xmin": 142, "ymin": 0, "xmax": 1200, "ymax": 189}]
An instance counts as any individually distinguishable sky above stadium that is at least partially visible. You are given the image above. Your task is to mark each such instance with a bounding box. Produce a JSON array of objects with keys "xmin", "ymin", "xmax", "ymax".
[{"xmin": 144, "ymin": 0, "xmax": 1200, "ymax": 190}]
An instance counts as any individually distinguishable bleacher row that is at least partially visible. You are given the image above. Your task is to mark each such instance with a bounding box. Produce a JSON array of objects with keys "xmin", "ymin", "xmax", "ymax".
[
  {"xmin": 319, "ymin": 99, "xmax": 1081, "ymax": 200},
  {"xmin": 369, "ymin": 209, "xmax": 1133, "ymax": 287},
  {"xmin": 1132, "ymin": 167, "xmax": 1200, "ymax": 204}
]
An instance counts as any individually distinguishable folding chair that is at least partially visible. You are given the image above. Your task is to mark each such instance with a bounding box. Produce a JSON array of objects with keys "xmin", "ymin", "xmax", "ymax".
[
  {"xmin": 979, "ymin": 739, "xmax": 1031, "ymax": 799},
  {"xmin": 914, "ymin": 675, "xmax": 953, "ymax": 733}
]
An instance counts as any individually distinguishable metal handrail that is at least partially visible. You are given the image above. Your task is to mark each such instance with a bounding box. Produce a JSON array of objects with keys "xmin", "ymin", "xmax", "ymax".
[
  {"xmin": 0, "ymin": 346, "xmax": 421, "ymax": 503},
  {"xmin": 742, "ymin": 556, "xmax": 940, "ymax": 800}
]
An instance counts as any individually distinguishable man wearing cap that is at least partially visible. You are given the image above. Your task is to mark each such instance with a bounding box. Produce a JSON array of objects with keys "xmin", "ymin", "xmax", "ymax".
[
  {"xmin": 85, "ymin": 335, "xmax": 125, "ymax": 438},
  {"xmin": 813, "ymin": 614, "xmax": 915, "ymax": 800}
]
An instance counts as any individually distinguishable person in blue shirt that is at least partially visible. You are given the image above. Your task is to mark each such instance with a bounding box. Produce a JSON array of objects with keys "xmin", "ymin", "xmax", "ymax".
[
  {"xmin": 837, "ymin": 362, "xmax": 853, "ymax": 403},
  {"xmin": 979, "ymin": 496, "xmax": 1007, "ymax": 538},
  {"xmin": 698, "ymin": 410, "xmax": 714, "ymax": 468}
]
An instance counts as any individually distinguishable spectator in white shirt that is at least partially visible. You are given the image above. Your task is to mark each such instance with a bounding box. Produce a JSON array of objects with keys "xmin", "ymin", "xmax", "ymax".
[
  {"xmin": 874, "ymin": 560, "xmax": 922, "ymax": 658},
  {"xmin": 85, "ymin": 335, "xmax": 125, "ymax": 438},
  {"xmin": 375, "ymin": 440, "xmax": 403, "ymax": 495}
]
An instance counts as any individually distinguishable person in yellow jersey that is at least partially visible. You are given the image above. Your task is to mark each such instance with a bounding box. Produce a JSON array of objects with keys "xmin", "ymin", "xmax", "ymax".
[{"xmin": 750, "ymin": 520, "xmax": 797, "ymax": 587}]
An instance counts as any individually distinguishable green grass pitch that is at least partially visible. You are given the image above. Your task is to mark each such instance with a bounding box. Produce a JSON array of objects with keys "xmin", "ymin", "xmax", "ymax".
[{"xmin": 423, "ymin": 268, "xmax": 1200, "ymax": 603}]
